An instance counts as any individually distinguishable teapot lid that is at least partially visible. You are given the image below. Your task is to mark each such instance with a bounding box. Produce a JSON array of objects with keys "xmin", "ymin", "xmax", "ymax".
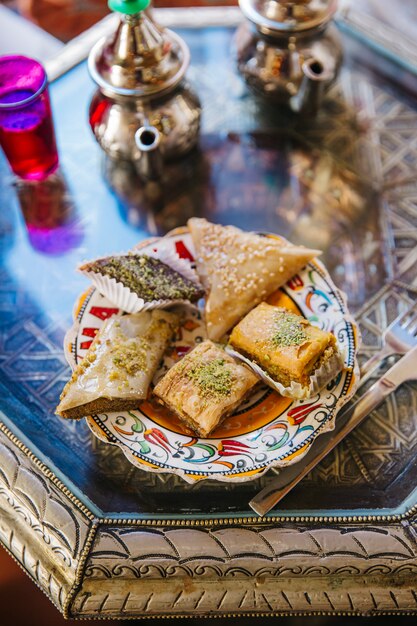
[
  {"xmin": 88, "ymin": 0, "xmax": 189, "ymax": 97},
  {"xmin": 239, "ymin": 0, "xmax": 337, "ymax": 35}
]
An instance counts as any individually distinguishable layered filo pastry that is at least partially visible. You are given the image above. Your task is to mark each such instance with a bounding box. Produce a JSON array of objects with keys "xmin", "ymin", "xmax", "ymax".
[
  {"xmin": 228, "ymin": 303, "xmax": 344, "ymax": 399},
  {"xmin": 56, "ymin": 310, "xmax": 179, "ymax": 419},
  {"xmin": 153, "ymin": 340, "xmax": 259, "ymax": 437}
]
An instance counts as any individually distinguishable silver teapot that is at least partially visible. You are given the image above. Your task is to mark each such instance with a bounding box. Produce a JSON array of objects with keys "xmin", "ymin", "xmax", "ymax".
[
  {"xmin": 88, "ymin": 0, "xmax": 201, "ymax": 182},
  {"xmin": 235, "ymin": 0, "xmax": 343, "ymax": 115}
]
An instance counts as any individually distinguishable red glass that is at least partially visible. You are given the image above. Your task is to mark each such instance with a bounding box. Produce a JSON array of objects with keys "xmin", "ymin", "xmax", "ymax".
[{"xmin": 0, "ymin": 56, "xmax": 59, "ymax": 181}]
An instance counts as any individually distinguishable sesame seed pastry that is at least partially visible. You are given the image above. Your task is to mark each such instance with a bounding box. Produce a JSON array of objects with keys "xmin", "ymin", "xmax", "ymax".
[
  {"xmin": 188, "ymin": 218, "xmax": 321, "ymax": 341},
  {"xmin": 153, "ymin": 340, "xmax": 260, "ymax": 438},
  {"xmin": 56, "ymin": 310, "xmax": 179, "ymax": 420}
]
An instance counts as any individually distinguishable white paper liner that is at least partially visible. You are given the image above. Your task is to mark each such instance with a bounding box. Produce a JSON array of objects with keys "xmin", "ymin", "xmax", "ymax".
[
  {"xmin": 225, "ymin": 345, "xmax": 346, "ymax": 400},
  {"xmin": 78, "ymin": 245, "xmax": 203, "ymax": 314}
]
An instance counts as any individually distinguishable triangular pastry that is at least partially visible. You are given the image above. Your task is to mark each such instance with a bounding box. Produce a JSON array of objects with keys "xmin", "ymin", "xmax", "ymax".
[
  {"xmin": 79, "ymin": 254, "xmax": 204, "ymax": 304},
  {"xmin": 188, "ymin": 218, "xmax": 320, "ymax": 341}
]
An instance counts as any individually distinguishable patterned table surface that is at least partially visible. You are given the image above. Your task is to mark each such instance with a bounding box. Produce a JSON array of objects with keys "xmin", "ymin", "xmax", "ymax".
[{"xmin": 0, "ymin": 23, "xmax": 416, "ymax": 618}]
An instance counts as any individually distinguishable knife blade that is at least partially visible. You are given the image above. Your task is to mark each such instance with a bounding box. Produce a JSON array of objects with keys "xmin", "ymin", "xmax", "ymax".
[{"xmin": 249, "ymin": 344, "xmax": 417, "ymax": 517}]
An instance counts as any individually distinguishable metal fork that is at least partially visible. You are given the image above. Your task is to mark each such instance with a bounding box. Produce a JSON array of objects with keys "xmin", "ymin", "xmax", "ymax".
[{"xmin": 358, "ymin": 302, "xmax": 417, "ymax": 388}]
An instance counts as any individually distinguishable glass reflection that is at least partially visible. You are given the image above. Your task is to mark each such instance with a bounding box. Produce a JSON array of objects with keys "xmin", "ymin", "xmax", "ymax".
[
  {"xmin": 102, "ymin": 147, "xmax": 209, "ymax": 236},
  {"xmin": 14, "ymin": 168, "xmax": 83, "ymax": 255}
]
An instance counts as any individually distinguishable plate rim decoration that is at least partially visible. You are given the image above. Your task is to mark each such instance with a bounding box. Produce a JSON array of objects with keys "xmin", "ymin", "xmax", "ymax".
[{"xmin": 63, "ymin": 227, "xmax": 361, "ymax": 484}]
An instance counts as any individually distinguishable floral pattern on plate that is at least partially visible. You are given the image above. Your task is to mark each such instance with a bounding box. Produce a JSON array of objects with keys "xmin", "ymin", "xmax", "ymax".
[{"xmin": 64, "ymin": 229, "xmax": 360, "ymax": 483}]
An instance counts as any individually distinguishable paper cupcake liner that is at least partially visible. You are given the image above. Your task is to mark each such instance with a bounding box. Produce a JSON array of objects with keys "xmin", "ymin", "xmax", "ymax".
[
  {"xmin": 225, "ymin": 346, "xmax": 346, "ymax": 400},
  {"xmin": 78, "ymin": 245, "xmax": 203, "ymax": 314}
]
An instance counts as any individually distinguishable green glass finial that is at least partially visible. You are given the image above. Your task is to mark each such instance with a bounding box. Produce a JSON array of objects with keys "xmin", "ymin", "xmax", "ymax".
[{"xmin": 108, "ymin": 0, "xmax": 150, "ymax": 15}]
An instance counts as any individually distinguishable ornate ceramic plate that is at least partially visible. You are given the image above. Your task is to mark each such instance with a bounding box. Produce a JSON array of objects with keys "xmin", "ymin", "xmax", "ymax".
[{"xmin": 64, "ymin": 229, "xmax": 360, "ymax": 483}]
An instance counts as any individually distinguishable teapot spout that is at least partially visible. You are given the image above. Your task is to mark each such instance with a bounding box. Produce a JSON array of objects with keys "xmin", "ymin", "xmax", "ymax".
[
  {"xmin": 135, "ymin": 125, "xmax": 163, "ymax": 183},
  {"xmin": 290, "ymin": 58, "xmax": 332, "ymax": 116}
]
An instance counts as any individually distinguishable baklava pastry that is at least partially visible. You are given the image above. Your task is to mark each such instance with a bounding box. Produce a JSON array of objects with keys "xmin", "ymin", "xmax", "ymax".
[
  {"xmin": 188, "ymin": 218, "xmax": 320, "ymax": 341},
  {"xmin": 56, "ymin": 310, "xmax": 179, "ymax": 419},
  {"xmin": 228, "ymin": 303, "xmax": 344, "ymax": 399},
  {"xmin": 79, "ymin": 251, "xmax": 204, "ymax": 314},
  {"xmin": 153, "ymin": 340, "xmax": 259, "ymax": 437}
]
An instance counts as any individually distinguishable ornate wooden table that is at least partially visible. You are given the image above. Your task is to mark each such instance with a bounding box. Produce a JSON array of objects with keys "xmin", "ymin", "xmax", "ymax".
[{"xmin": 0, "ymin": 16, "xmax": 416, "ymax": 619}]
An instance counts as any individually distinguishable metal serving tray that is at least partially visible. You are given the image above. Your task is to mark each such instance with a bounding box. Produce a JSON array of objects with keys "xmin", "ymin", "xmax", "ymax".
[{"xmin": 0, "ymin": 20, "xmax": 416, "ymax": 619}]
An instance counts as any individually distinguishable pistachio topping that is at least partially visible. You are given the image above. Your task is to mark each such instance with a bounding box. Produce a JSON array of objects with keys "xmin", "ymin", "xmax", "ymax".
[
  {"xmin": 271, "ymin": 310, "xmax": 307, "ymax": 348},
  {"xmin": 112, "ymin": 338, "xmax": 149, "ymax": 376},
  {"xmin": 84, "ymin": 254, "xmax": 204, "ymax": 302},
  {"xmin": 186, "ymin": 358, "xmax": 232, "ymax": 398}
]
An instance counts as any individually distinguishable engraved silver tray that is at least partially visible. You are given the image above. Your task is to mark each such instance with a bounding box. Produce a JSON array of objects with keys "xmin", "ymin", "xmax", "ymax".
[{"xmin": 0, "ymin": 10, "xmax": 416, "ymax": 619}]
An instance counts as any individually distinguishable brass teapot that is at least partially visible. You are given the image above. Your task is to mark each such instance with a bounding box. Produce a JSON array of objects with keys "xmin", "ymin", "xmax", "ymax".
[
  {"xmin": 88, "ymin": 0, "xmax": 201, "ymax": 182},
  {"xmin": 235, "ymin": 0, "xmax": 343, "ymax": 115}
]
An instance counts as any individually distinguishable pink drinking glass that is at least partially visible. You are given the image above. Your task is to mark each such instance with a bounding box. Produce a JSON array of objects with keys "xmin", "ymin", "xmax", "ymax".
[{"xmin": 0, "ymin": 56, "xmax": 59, "ymax": 181}]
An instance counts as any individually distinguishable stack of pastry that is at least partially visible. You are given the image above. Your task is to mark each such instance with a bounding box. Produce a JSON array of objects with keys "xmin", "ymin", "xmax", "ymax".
[{"xmin": 57, "ymin": 219, "xmax": 345, "ymax": 436}]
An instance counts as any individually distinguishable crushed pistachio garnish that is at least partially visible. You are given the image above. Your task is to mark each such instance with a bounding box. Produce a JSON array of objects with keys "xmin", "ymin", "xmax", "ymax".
[
  {"xmin": 186, "ymin": 358, "xmax": 232, "ymax": 398},
  {"xmin": 85, "ymin": 255, "xmax": 203, "ymax": 302},
  {"xmin": 112, "ymin": 339, "xmax": 149, "ymax": 376},
  {"xmin": 271, "ymin": 311, "xmax": 307, "ymax": 348}
]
